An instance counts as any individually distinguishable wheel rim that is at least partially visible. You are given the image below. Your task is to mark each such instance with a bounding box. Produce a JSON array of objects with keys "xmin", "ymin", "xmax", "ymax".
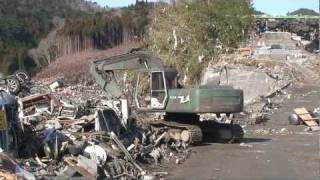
[{"xmin": 7, "ymin": 79, "xmax": 18, "ymax": 92}]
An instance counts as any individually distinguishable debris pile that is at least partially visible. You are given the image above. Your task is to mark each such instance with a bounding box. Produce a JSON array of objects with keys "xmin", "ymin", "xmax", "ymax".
[
  {"xmin": 202, "ymin": 30, "xmax": 320, "ymax": 125},
  {"xmin": 254, "ymin": 127, "xmax": 292, "ymax": 136},
  {"xmin": 0, "ymin": 76, "xmax": 193, "ymax": 179},
  {"xmin": 289, "ymin": 107, "xmax": 320, "ymax": 131}
]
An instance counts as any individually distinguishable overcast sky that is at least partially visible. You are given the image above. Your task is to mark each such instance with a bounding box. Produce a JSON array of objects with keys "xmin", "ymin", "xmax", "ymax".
[{"xmin": 92, "ymin": 0, "xmax": 319, "ymax": 15}]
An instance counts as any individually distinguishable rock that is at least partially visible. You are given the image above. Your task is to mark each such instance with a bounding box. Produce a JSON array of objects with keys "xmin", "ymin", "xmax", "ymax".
[
  {"xmin": 175, "ymin": 158, "xmax": 180, "ymax": 164},
  {"xmin": 142, "ymin": 174, "xmax": 157, "ymax": 180},
  {"xmin": 39, "ymin": 169, "xmax": 47, "ymax": 176},
  {"xmin": 280, "ymin": 128, "xmax": 289, "ymax": 134},
  {"xmin": 255, "ymin": 128, "xmax": 270, "ymax": 135},
  {"xmin": 239, "ymin": 142, "xmax": 253, "ymax": 148}
]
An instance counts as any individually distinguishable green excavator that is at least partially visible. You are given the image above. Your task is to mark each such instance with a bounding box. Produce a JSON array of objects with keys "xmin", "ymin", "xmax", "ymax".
[{"xmin": 90, "ymin": 49, "xmax": 244, "ymax": 144}]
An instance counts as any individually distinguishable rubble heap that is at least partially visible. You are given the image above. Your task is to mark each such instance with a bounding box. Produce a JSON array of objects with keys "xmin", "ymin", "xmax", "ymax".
[{"xmin": 0, "ymin": 77, "xmax": 192, "ymax": 179}]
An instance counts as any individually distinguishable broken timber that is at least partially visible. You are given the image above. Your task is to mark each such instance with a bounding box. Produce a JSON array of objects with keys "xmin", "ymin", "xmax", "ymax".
[
  {"xmin": 64, "ymin": 158, "xmax": 96, "ymax": 180},
  {"xmin": 294, "ymin": 108, "xmax": 320, "ymax": 131}
]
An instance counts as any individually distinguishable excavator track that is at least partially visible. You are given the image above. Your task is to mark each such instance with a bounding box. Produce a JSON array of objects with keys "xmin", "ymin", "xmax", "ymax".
[
  {"xmin": 149, "ymin": 120, "xmax": 203, "ymax": 144},
  {"xmin": 199, "ymin": 121, "xmax": 244, "ymax": 143}
]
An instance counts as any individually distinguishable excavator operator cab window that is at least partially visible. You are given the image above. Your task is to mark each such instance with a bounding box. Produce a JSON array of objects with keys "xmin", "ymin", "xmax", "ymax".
[
  {"xmin": 151, "ymin": 71, "xmax": 167, "ymax": 109},
  {"xmin": 135, "ymin": 71, "xmax": 167, "ymax": 110},
  {"xmin": 136, "ymin": 72, "xmax": 151, "ymax": 109}
]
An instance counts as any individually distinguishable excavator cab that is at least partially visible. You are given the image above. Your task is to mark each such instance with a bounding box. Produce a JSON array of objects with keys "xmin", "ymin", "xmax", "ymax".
[
  {"xmin": 135, "ymin": 68, "xmax": 179, "ymax": 111},
  {"xmin": 135, "ymin": 71, "xmax": 167, "ymax": 110}
]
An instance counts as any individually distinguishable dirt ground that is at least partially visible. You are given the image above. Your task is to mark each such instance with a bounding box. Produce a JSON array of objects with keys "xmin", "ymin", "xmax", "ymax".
[{"xmin": 167, "ymin": 84, "xmax": 320, "ymax": 180}]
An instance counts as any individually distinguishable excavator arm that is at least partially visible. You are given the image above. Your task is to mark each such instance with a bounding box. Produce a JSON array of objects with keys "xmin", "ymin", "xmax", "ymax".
[{"xmin": 90, "ymin": 49, "xmax": 164, "ymax": 99}]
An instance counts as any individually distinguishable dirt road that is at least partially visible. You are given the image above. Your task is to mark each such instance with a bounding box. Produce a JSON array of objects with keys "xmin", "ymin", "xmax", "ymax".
[{"xmin": 167, "ymin": 85, "xmax": 320, "ymax": 180}]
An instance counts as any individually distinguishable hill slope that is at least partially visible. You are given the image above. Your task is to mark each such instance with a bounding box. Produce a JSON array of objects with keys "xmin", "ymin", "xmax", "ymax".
[
  {"xmin": 288, "ymin": 8, "xmax": 319, "ymax": 16},
  {"xmin": 0, "ymin": 0, "xmax": 100, "ymax": 74},
  {"xmin": 0, "ymin": 0, "xmax": 153, "ymax": 76}
]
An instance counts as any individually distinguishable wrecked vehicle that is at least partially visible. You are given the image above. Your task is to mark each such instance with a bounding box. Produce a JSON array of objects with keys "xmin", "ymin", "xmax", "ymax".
[
  {"xmin": 90, "ymin": 49, "xmax": 245, "ymax": 144},
  {"xmin": 0, "ymin": 71, "xmax": 31, "ymax": 94}
]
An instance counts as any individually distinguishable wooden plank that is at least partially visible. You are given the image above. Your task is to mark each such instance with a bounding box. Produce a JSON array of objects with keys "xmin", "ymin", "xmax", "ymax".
[
  {"xmin": 294, "ymin": 108, "xmax": 319, "ymax": 127},
  {"xmin": 64, "ymin": 158, "xmax": 96, "ymax": 180},
  {"xmin": 302, "ymin": 118, "xmax": 319, "ymax": 121}
]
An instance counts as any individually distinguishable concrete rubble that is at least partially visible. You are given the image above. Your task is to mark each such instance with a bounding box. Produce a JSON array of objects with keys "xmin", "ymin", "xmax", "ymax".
[
  {"xmin": 254, "ymin": 127, "xmax": 292, "ymax": 136},
  {"xmin": 0, "ymin": 75, "xmax": 192, "ymax": 179},
  {"xmin": 202, "ymin": 66, "xmax": 291, "ymax": 125},
  {"xmin": 202, "ymin": 30, "xmax": 320, "ymax": 126}
]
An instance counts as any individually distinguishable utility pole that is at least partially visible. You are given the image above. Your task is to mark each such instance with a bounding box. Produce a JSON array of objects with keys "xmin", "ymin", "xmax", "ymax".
[{"xmin": 318, "ymin": 0, "xmax": 320, "ymax": 51}]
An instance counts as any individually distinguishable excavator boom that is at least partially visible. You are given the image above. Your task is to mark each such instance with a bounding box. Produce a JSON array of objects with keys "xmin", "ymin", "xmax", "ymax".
[{"xmin": 90, "ymin": 49, "xmax": 164, "ymax": 98}]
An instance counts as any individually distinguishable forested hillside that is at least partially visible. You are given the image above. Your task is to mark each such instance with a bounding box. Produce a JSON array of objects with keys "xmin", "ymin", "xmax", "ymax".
[
  {"xmin": 288, "ymin": 8, "xmax": 319, "ymax": 16},
  {"xmin": 56, "ymin": 1, "xmax": 153, "ymax": 54},
  {"xmin": 0, "ymin": 0, "xmax": 152, "ymax": 75},
  {"xmin": 0, "ymin": 0, "xmax": 253, "ymax": 82},
  {"xmin": 0, "ymin": 0, "xmax": 101, "ymax": 74}
]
